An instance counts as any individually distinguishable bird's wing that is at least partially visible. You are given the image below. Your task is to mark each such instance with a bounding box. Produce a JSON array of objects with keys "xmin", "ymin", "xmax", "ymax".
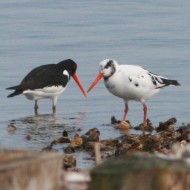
[
  {"xmin": 120, "ymin": 65, "xmax": 170, "ymax": 89},
  {"xmin": 147, "ymin": 72, "xmax": 168, "ymax": 88},
  {"xmin": 8, "ymin": 64, "xmax": 69, "ymax": 91}
]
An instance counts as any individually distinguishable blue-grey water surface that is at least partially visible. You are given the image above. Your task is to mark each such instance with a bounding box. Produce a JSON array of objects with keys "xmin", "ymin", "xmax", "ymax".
[{"xmin": 0, "ymin": 0, "xmax": 190, "ymax": 168}]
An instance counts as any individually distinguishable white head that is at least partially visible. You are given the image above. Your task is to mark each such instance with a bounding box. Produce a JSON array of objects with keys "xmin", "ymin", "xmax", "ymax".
[
  {"xmin": 99, "ymin": 59, "xmax": 118, "ymax": 79},
  {"xmin": 87, "ymin": 59, "xmax": 119, "ymax": 93}
]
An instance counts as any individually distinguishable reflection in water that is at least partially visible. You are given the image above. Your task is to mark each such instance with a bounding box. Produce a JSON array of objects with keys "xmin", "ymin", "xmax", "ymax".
[
  {"xmin": 7, "ymin": 112, "xmax": 86, "ymax": 150},
  {"xmin": 74, "ymin": 112, "xmax": 86, "ymax": 126},
  {"xmin": 6, "ymin": 112, "xmax": 93, "ymax": 168}
]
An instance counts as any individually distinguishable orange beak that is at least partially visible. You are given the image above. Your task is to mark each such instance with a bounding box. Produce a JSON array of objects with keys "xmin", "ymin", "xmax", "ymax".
[
  {"xmin": 87, "ymin": 72, "xmax": 104, "ymax": 93},
  {"xmin": 72, "ymin": 73, "xmax": 87, "ymax": 97}
]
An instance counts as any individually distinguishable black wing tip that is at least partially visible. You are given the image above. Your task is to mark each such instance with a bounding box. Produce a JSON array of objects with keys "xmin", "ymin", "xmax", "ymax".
[
  {"xmin": 7, "ymin": 94, "xmax": 14, "ymax": 98},
  {"xmin": 6, "ymin": 90, "xmax": 23, "ymax": 98},
  {"xmin": 6, "ymin": 87, "xmax": 13, "ymax": 90},
  {"xmin": 171, "ymin": 80, "xmax": 181, "ymax": 86},
  {"xmin": 6, "ymin": 85, "xmax": 19, "ymax": 90},
  {"xmin": 161, "ymin": 78, "xmax": 181, "ymax": 87}
]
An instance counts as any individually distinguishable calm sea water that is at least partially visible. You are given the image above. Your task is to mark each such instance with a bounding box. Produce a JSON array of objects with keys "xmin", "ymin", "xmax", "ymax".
[{"xmin": 0, "ymin": 0, "xmax": 190, "ymax": 168}]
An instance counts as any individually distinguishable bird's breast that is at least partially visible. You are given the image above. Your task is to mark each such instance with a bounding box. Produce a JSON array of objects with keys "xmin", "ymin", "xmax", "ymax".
[
  {"xmin": 104, "ymin": 78, "xmax": 125, "ymax": 98},
  {"xmin": 105, "ymin": 82, "xmax": 115, "ymax": 91}
]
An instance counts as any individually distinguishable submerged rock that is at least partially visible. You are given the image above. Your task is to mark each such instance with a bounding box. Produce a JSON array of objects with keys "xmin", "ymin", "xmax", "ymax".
[
  {"xmin": 134, "ymin": 119, "xmax": 154, "ymax": 132},
  {"xmin": 82, "ymin": 128, "xmax": 100, "ymax": 143},
  {"xmin": 7, "ymin": 124, "xmax": 17, "ymax": 132},
  {"xmin": 54, "ymin": 130, "xmax": 71, "ymax": 144},
  {"xmin": 25, "ymin": 135, "xmax": 32, "ymax": 141},
  {"xmin": 63, "ymin": 155, "xmax": 76, "ymax": 169},
  {"xmin": 156, "ymin": 117, "xmax": 177, "ymax": 132}
]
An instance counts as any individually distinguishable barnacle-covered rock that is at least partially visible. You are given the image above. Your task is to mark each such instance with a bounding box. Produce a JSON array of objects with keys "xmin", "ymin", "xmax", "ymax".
[{"xmin": 70, "ymin": 134, "xmax": 83, "ymax": 147}]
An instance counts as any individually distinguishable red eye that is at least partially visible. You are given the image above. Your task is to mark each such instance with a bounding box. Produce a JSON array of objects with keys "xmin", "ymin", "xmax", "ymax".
[
  {"xmin": 73, "ymin": 64, "xmax": 77, "ymax": 69},
  {"xmin": 104, "ymin": 60, "xmax": 112, "ymax": 69}
]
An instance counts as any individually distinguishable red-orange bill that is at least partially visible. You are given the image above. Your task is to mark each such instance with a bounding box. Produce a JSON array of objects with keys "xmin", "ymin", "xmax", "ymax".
[
  {"xmin": 72, "ymin": 73, "xmax": 87, "ymax": 97},
  {"xmin": 87, "ymin": 72, "xmax": 104, "ymax": 93}
]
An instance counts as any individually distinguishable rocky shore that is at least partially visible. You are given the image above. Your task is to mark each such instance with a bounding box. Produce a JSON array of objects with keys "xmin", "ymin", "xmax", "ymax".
[{"xmin": 3, "ymin": 117, "xmax": 190, "ymax": 190}]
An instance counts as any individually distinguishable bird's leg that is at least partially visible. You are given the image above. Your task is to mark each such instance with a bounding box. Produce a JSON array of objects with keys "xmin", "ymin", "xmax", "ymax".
[
  {"xmin": 34, "ymin": 100, "xmax": 39, "ymax": 115},
  {"xmin": 113, "ymin": 103, "xmax": 129, "ymax": 129},
  {"xmin": 52, "ymin": 105, "xmax": 56, "ymax": 114},
  {"xmin": 122, "ymin": 103, "xmax": 129, "ymax": 121},
  {"xmin": 52, "ymin": 98, "xmax": 57, "ymax": 114},
  {"xmin": 143, "ymin": 103, "xmax": 147, "ymax": 126}
]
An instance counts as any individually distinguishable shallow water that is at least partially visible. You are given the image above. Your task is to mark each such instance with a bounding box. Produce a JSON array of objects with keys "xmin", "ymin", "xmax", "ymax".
[{"xmin": 0, "ymin": 0, "xmax": 190, "ymax": 168}]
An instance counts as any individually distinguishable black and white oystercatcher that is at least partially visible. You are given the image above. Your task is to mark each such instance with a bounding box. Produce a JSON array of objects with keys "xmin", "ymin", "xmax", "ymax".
[
  {"xmin": 7, "ymin": 59, "xmax": 87, "ymax": 114},
  {"xmin": 87, "ymin": 59, "xmax": 180, "ymax": 127}
]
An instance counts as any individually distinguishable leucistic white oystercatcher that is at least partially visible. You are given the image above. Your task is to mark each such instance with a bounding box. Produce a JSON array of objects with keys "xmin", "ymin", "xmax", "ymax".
[
  {"xmin": 7, "ymin": 59, "xmax": 87, "ymax": 114},
  {"xmin": 87, "ymin": 59, "xmax": 180, "ymax": 127}
]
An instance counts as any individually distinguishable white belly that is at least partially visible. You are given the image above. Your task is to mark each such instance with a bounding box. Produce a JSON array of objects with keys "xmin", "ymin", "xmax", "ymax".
[
  {"xmin": 104, "ymin": 74, "xmax": 160, "ymax": 102},
  {"xmin": 23, "ymin": 86, "xmax": 66, "ymax": 101}
]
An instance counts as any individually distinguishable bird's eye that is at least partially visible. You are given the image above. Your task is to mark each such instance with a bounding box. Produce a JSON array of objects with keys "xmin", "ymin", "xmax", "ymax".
[{"xmin": 104, "ymin": 60, "xmax": 113, "ymax": 69}]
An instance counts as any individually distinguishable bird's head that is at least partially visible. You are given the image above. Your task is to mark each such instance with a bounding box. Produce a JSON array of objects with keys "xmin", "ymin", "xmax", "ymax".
[
  {"xmin": 58, "ymin": 59, "xmax": 77, "ymax": 77},
  {"xmin": 87, "ymin": 59, "xmax": 118, "ymax": 93},
  {"xmin": 58, "ymin": 59, "xmax": 87, "ymax": 97},
  {"xmin": 99, "ymin": 59, "xmax": 117, "ymax": 78}
]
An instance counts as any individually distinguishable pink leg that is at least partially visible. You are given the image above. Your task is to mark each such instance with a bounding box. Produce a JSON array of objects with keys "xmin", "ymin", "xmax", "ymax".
[
  {"xmin": 52, "ymin": 105, "xmax": 56, "ymax": 114},
  {"xmin": 143, "ymin": 103, "xmax": 147, "ymax": 126},
  {"xmin": 34, "ymin": 100, "xmax": 38, "ymax": 115},
  {"xmin": 52, "ymin": 98, "xmax": 57, "ymax": 114},
  {"xmin": 122, "ymin": 104, "xmax": 129, "ymax": 121}
]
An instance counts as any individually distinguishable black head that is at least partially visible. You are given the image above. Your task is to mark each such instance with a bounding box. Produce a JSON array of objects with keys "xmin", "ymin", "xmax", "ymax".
[
  {"xmin": 57, "ymin": 59, "xmax": 77, "ymax": 77},
  {"xmin": 57, "ymin": 59, "xmax": 87, "ymax": 97}
]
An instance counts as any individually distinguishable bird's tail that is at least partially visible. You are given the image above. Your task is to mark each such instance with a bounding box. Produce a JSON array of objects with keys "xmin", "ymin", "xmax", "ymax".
[
  {"xmin": 7, "ymin": 91, "xmax": 22, "ymax": 97},
  {"xmin": 161, "ymin": 78, "xmax": 180, "ymax": 87},
  {"xmin": 149, "ymin": 72, "xmax": 180, "ymax": 88},
  {"xmin": 6, "ymin": 85, "xmax": 22, "ymax": 97}
]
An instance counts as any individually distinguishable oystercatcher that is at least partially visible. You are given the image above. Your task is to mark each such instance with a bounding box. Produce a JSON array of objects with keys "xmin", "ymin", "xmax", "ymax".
[
  {"xmin": 87, "ymin": 59, "xmax": 180, "ymax": 127},
  {"xmin": 7, "ymin": 59, "xmax": 87, "ymax": 114}
]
